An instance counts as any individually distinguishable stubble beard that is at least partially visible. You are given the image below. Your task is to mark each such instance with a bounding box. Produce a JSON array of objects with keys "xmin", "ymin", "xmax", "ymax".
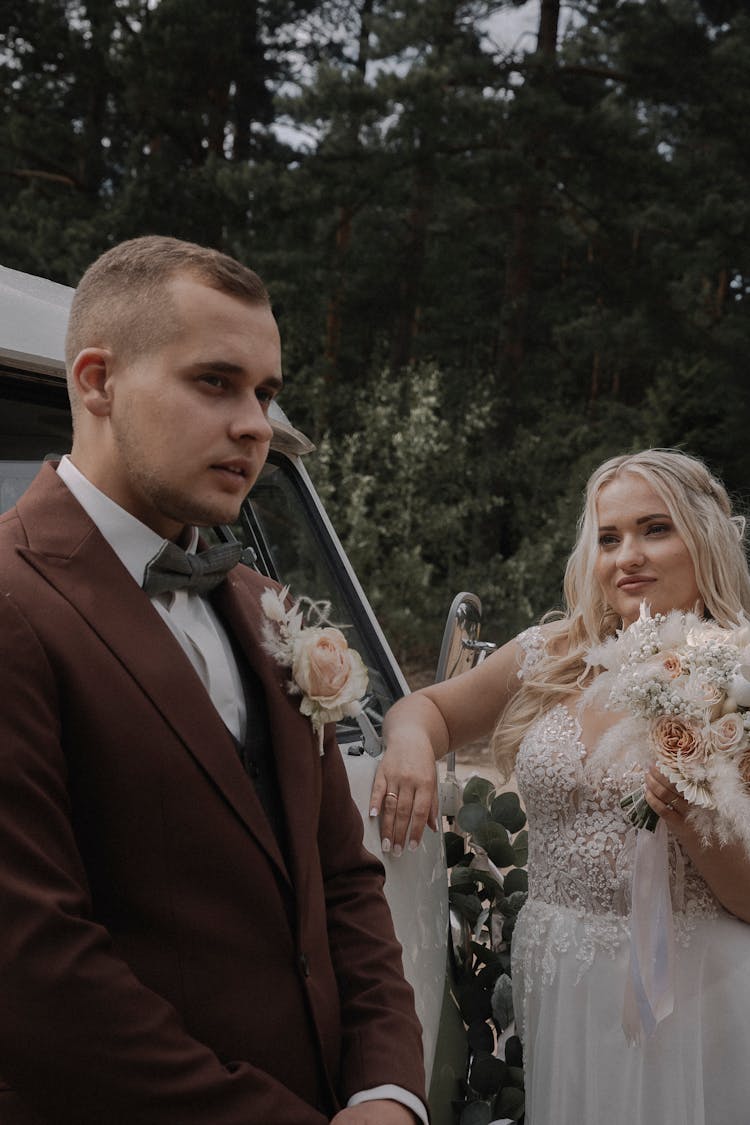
[{"xmin": 113, "ymin": 427, "xmax": 245, "ymax": 532}]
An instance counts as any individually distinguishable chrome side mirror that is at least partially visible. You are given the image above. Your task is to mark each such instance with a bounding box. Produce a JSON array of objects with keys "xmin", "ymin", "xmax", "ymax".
[
  {"xmin": 436, "ymin": 592, "xmax": 497, "ymax": 815},
  {"xmin": 435, "ymin": 591, "xmax": 496, "ymax": 683},
  {"xmin": 438, "ymin": 593, "xmax": 498, "ymax": 974}
]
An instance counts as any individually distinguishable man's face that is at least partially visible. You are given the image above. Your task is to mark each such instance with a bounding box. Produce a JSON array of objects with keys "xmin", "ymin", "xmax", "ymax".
[{"xmin": 93, "ymin": 275, "xmax": 282, "ymax": 540}]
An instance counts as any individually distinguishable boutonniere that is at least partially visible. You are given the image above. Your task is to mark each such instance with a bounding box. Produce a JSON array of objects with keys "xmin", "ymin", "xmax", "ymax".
[{"xmin": 260, "ymin": 585, "xmax": 369, "ymax": 754}]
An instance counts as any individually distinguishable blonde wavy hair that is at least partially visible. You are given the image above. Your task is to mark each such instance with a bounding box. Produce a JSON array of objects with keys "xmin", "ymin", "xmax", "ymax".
[{"xmin": 492, "ymin": 448, "xmax": 750, "ymax": 780}]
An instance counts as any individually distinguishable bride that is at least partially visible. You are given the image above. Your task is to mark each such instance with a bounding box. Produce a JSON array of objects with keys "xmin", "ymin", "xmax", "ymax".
[{"xmin": 371, "ymin": 448, "xmax": 750, "ymax": 1125}]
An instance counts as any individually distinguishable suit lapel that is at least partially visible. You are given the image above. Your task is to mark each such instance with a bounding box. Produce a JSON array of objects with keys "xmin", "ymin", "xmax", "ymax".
[
  {"xmin": 213, "ymin": 575, "xmax": 319, "ymax": 913},
  {"xmin": 15, "ymin": 466, "xmax": 291, "ymax": 884}
]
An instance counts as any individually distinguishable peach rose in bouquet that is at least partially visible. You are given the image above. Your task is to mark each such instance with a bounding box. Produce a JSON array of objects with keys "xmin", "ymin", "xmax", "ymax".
[
  {"xmin": 650, "ymin": 715, "xmax": 713, "ymax": 808},
  {"xmin": 709, "ymin": 713, "xmax": 747, "ymax": 756}
]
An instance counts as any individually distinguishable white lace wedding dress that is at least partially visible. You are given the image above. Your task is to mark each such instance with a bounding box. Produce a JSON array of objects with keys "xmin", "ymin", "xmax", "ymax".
[{"xmin": 511, "ymin": 628, "xmax": 750, "ymax": 1125}]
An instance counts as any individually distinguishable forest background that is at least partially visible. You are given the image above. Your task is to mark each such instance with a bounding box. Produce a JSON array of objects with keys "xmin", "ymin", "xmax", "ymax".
[{"xmin": 2, "ymin": 0, "xmax": 750, "ymax": 668}]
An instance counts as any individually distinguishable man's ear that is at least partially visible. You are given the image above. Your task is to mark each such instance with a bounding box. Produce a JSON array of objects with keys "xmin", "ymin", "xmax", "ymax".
[{"xmin": 70, "ymin": 348, "xmax": 116, "ymax": 418}]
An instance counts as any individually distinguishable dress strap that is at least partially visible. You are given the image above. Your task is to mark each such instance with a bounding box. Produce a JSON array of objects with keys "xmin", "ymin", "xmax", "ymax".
[{"xmin": 517, "ymin": 626, "xmax": 546, "ymax": 682}]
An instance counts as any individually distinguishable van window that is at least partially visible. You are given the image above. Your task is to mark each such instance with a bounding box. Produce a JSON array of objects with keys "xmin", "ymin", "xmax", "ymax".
[
  {"xmin": 0, "ymin": 371, "xmax": 72, "ymax": 512},
  {"xmin": 0, "ymin": 374, "xmax": 399, "ymax": 744},
  {"xmin": 239, "ymin": 454, "xmax": 401, "ymax": 740}
]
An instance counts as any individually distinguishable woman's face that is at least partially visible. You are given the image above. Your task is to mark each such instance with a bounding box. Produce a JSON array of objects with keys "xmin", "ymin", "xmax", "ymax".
[{"xmin": 594, "ymin": 472, "xmax": 701, "ymax": 628}]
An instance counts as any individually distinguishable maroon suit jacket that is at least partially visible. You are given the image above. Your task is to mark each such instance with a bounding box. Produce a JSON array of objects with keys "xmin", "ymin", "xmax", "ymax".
[{"xmin": 0, "ymin": 465, "xmax": 426, "ymax": 1124}]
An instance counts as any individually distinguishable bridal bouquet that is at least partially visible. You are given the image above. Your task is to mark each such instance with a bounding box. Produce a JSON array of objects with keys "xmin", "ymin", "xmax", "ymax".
[
  {"xmin": 261, "ymin": 585, "xmax": 369, "ymax": 754},
  {"xmin": 586, "ymin": 605, "xmax": 750, "ymax": 851}
]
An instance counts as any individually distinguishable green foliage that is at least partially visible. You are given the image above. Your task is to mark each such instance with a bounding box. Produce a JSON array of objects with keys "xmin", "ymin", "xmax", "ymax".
[
  {"xmin": 446, "ymin": 776, "xmax": 527, "ymax": 1122},
  {"xmin": 307, "ymin": 360, "xmax": 506, "ymax": 660},
  {"xmin": 3, "ymin": 0, "xmax": 750, "ymax": 661}
]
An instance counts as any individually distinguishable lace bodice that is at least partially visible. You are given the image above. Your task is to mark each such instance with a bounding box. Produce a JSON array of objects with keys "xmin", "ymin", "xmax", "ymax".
[
  {"xmin": 514, "ymin": 628, "xmax": 718, "ymax": 964},
  {"xmin": 517, "ymin": 703, "xmax": 645, "ymax": 916}
]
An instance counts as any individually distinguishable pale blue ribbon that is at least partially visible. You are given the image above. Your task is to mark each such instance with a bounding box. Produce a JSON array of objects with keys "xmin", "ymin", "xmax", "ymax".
[{"xmin": 622, "ymin": 818, "xmax": 675, "ymax": 1044}]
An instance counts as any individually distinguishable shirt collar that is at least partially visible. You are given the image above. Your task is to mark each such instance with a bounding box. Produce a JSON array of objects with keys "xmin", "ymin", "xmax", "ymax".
[{"xmin": 56, "ymin": 455, "xmax": 199, "ymax": 587}]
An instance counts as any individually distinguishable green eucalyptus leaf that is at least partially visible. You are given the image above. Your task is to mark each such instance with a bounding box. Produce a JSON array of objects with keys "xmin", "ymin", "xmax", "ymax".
[
  {"xmin": 505, "ymin": 1065, "xmax": 525, "ymax": 1089},
  {"xmin": 490, "ymin": 791, "xmax": 527, "ymax": 832},
  {"xmin": 491, "ymin": 973, "xmax": 514, "ymax": 1032},
  {"xmin": 451, "ymin": 866, "xmax": 479, "ymax": 889},
  {"xmin": 504, "ymin": 1035, "xmax": 523, "ymax": 1068},
  {"xmin": 470, "ymin": 941, "xmax": 501, "ymax": 965},
  {"xmin": 501, "ymin": 916, "xmax": 516, "ymax": 945},
  {"xmin": 469, "ymin": 869, "xmax": 502, "ymax": 895},
  {"xmin": 467, "ymin": 1019, "xmax": 494, "ymax": 1053},
  {"xmin": 505, "ymin": 890, "xmax": 528, "ymax": 915},
  {"xmin": 444, "ymin": 830, "xmax": 466, "ymax": 867},
  {"xmin": 474, "ymin": 820, "xmax": 509, "ymax": 847},
  {"xmin": 503, "ymin": 869, "xmax": 529, "ymax": 895},
  {"xmin": 462, "ymin": 776, "xmax": 496, "ymax": 805},
  {"xmin": 486, "ymin": 840, "xmax": 517, "ymax": 869},
  {"xmin": 458, "ymin": 980, "xmax": 492, "ymax": 1023},
  {"xmin": 488, "ymin": 843, "xmax": 517, "ymax": 869},
  {"xmin": 497, "ymin": 950, "xmax": 511, "ymax": 974},
  {"xmin": 459, "ymin": 1101, "xmax": 493, "ymax": 1125},
  {"xmin": 457, "ymin": 802, "xmax": 489, "ymax": 835},
  {"xmin": 494, "ymin": 1085, "xmax": 525, "ymax": 1121},
  {"xmin": 473, "ymin": 822, "xmax": 515, "ymax": 868},
  {"xmin": 497, "ymin": 890, "xmax": 524, "ymax": 918},
  {"xmin": 512, "ymin": 829, "xmax": 529, "ymax": 866},
  {"xmin": 449, "ymin": 891, "xmax": 483, "ymax": 925},
  {"xmin": 468, "ymin": 1053, "xmax": 507, "ymax": 1096},
  {"xmin": 476, "ymin": 962, "xmax": 503, "ymax": 991}
]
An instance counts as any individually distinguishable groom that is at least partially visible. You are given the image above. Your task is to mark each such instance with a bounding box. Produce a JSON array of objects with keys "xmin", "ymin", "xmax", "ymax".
[{"xmin": 0, "ymin": 236, "xmax": 427, "ymax": 1124}]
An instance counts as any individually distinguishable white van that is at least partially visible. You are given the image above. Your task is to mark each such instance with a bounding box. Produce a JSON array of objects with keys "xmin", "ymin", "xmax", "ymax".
[{"xmin": 0, "ymin": 264, "xmax": 464, "ymax": 1121}]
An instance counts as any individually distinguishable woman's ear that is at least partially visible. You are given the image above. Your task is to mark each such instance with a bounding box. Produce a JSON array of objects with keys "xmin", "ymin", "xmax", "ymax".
[{"xmin": 70, "ymin": 348, "xmax": 115, "ymax": 417}]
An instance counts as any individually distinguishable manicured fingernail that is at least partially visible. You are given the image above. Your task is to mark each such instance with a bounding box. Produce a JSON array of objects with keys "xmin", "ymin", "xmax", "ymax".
[
  {"xmin": 370, "ymin": 807, "xmax": 378, "ymax": 818},
  {"xmin": 392, "ymin": 844, "xmax": 402, "ymax": 857},
  {"xmin": 409, "ymin": 840, "xmax": 418, "ymax": 852},
  {"xmin": 381, "ymin": 838, "xmax": 391, "ymax": 853}
]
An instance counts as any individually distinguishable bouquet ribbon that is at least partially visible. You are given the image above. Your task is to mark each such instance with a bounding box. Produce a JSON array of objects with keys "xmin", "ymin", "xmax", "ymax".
[{"xmin": 622, "ymin": 819, "xmax": 675, "ymax": 1044}]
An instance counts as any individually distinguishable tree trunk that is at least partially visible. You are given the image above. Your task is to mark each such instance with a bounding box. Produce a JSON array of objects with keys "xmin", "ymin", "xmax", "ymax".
[
  {"xmin": 499, "ymin": 0, "xmax": 560, "ymax": 398},
  {"xmin": 322, "ymin": 0, "xmax": 373, "ymax": 380},
  {"xmin": 389, "ymin": 148, "xmax": 435, "ymax": 373}
]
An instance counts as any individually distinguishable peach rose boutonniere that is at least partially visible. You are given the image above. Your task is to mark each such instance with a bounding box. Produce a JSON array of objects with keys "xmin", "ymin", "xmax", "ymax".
[
  {"xmin": 587, "ymin": 603, "xmax": 750, "ymax": 851},
  {"xmin": 260, "ymin": 586, "xmax": 369, "ymax": 754}
]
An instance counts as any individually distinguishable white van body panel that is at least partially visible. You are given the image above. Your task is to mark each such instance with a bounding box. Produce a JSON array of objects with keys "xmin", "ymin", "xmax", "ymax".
[{"xmin": 0, "ymin": 264, "xmax": 74, "ymax": 375}]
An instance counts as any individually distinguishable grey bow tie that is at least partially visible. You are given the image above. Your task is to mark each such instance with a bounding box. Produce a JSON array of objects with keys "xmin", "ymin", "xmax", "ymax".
[{"xmin": 142, "ymin": 540, "xmax": 244, "ymax": 597}]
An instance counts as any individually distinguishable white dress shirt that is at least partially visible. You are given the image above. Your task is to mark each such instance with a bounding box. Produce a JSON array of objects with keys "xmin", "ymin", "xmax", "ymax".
[
  {"xmin": 54, "ymin": 457, "xmax": 427, "ymax": 1125},
  {"xmin": 57, "ymin": 455, "xmax": 246, "ymax": 741}
]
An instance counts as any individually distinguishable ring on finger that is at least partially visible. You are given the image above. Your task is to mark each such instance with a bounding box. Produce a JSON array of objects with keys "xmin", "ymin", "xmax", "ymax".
[{"xmin": 385, "ymin": 791, "xmax": 399, "ymax": 801}]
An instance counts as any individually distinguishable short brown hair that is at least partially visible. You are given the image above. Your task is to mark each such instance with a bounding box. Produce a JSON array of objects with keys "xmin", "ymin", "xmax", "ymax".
[{"xmin": 65, "ymin": 235, "xmax": 270, "ymax": 371}]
